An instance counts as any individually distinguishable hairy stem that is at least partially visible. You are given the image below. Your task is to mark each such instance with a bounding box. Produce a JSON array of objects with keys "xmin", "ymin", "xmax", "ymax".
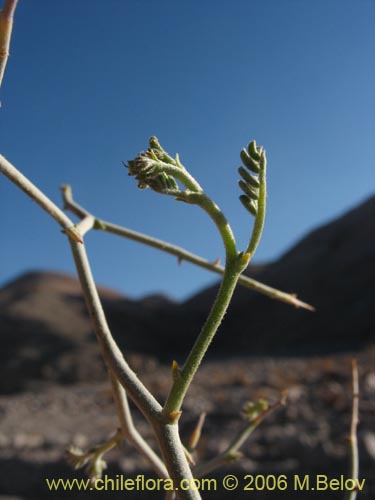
[
  {"xmin": 163, "ymin": 257, "xmax": 243, "ymax": 417},
  {"xmin": 61, "ymin": 184, "xmax": 314, "ymax": 311},
  {"xmin": 155, "ymin": 162, "xmax": 203, "ymax": 192},
  {"xmin": 184, "ymin": 192, "xmax": 238, "ymax": 260},
  {"xmin": 152, "ymin": 421, "xmax": 201, "ymax": 500}
]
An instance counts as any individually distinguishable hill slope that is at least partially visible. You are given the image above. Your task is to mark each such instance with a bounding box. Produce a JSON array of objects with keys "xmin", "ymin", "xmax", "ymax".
[{"xmin": 0, "ymin": 195, "xmax": 374, "ymax": 391}]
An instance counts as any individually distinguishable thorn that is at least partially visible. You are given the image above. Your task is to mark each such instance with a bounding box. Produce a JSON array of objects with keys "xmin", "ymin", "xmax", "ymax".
[
  {"xmin": 188, "ymin": 412, "xmax": 206, "ymax": 451},
  {"xmin": 172, "ymin": 360, "xmax": 181, "ymax": 382},
  {"xmin": 227, "ymin": 450, "xmax": 243, "ymax": 462},
  {"xmin": 184, "ymin": 447, "xmax": 196, "ymax": 466},
  {"xmin": 213, "ymin": 258, "xmax": 221, "ymax": 266},
  {"xmin": 64, "ymin": 226, "xmax": 83, "ymax": 244},
  {"xmin": 290, "ymin": 293, "xmax": 316, "ymax": 312},
  {"xmin": 240, "ymin": 252, "xmax": 251, "ymax": 267},
  {"xmin": 177, "ymin": 256, "xmax": 183, "ymax": 265}
]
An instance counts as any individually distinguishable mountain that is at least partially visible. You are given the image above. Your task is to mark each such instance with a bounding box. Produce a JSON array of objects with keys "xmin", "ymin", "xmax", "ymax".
[
  {"xmin": 0, "ymin": 195, "xmax": 374, "ymax": 392},
  {"xmin": 0, "ymin": 271, "xmax": 174, "ymax": 393}
]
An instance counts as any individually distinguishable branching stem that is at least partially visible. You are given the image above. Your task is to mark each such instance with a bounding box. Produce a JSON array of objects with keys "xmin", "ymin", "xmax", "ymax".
[
  {"xmin": 194, "ymin": 396, "xmax": 285, "ymax": 477},
  {"xmin": 157, "ymin": 160, "xmax": 250, "ymax": 418},
  {"xmin": 61, "ymin": 184, "xmax": 314, "ymax": 311},
  {"xmin": 109, "ymin": 372, "xmax": 169, "ymax": 479}
]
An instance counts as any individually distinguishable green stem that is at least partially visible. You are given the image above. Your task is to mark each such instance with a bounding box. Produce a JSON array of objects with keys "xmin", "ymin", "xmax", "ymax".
[
  {"xmin": 194, "ymin": 396, "xmax": 285, "ymax": 478},
  {"xmin": 61, "ymin": 184, "xmax": 315, "ymax": 311},
  {"xmin": 180, "ymin": 192, "xmax": 238, "ymax": 260},
  {"xmin": 162, "ymin": 182, "xmax": 245, "ymax": 418},
  {"xmin": 159, "ymin": 162, "xmax": 203, "ymax": 192},
  {"xmin": 163, "ymin": 257, "xmax": 242, "ymax": 417}
]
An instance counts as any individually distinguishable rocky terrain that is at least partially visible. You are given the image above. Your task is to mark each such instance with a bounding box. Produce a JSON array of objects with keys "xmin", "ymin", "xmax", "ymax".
[
  {"xmin": 0, "ymin": 195, "xmax": 374, "ymax": 499},
  {"xmin": 0, "ymin": 353, "xmax": 374, "ymax": 499}
]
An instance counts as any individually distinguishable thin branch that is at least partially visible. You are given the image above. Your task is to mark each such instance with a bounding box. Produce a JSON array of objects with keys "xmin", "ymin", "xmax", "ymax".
[
  {"xmin": 187, "ymin": 412, "xmax": 206, "ymax": 452},
  {"xmin": 69, "ymin": 237, "xmax": 201, "ymax": 499},
  {"xmin": 66, "ymin": 428, "xmax": 122, "ymax": 472},
  {"xmin": 109, "ymin": 371, "xmax": 169, "ymax": 479},
  {"xmin": 61, "ymin": 184, "xmax": 314, "ymax": 311},
  {"xmin": 0, "ymin": 0, "xmax": 18, "ymax": 92},
  {"xmin": 1, "ymin": 161, "xmax": 201, "ymax": 499},
  {"xmin": 194, "ymin": 395, "xmax": 286, "ymax": 478},
  {"xmin": 69, "ymin": 238, "xmax": 163, "ymax": 421},
  {"xmin": 75, "ymin": 215, "xmax": 96, "ymax": 238},
  {"xmin": 0, "ymin": 155, "xmax": 162, "ymax": 423},
  {"xmin": 345, "ymin": 359, "xmax": 360, "ymax": 500},
  {"xmin": 71, "ymin": 241, "xmax": 200, "ymax": 498}
]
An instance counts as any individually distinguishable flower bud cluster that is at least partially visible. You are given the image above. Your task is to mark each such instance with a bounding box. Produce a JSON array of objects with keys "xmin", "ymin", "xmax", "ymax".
[
  {"xmin": 126, "ymin": 137, "xmax": 178, "ymax": 192},
  {"xmin": 238, "ymin": 140, "xmax": 265, "ymax": 216}
]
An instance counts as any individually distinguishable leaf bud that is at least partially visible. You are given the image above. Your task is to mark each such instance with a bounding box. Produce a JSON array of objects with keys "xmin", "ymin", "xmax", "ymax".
[
  {"xmin": 240, "ymin": 148, "xmax": 260, "ymax": 174},
  {"xmin": 239, "ymin": 194, "xmax": 258, "ymax": 216}
]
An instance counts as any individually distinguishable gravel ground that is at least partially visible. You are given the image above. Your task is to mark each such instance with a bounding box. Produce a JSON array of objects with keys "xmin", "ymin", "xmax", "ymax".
[{"xmin": 0, "ymin": 350, "xmax": 374, "ymax": 499}]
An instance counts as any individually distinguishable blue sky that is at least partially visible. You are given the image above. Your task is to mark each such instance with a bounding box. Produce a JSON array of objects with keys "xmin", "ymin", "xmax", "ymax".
[{"xmin": 1, "ymin": 0, "xmax": 374, "ymax": 300}]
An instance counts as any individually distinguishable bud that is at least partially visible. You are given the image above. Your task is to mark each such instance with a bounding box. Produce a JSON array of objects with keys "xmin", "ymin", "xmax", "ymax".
[
  {"xmin": 248, "ymin": 140, "xmax": 262, "ymax": 161},
  {"xmin": 238, "ymin": 167, "xmax": 260, "ymax": 188},
  {"xmin": 240, "ymin": 148, "xmax": 260, "ymax": 174},
  {"xmin": 148, "ymin": 136, "xmax": 175, "ymax": 164},
  {"xmin": 239, "ymin": 180, "xmax": 259, "ymax": 200},
  {"xmin": 65, "ymin": 446, "xmax": 91, "ymax": 469},
  {"xmin": 239, "ymin": 195, "xmax": 257, "ymax": 216},
  {"xmin": 243, "ymin": 399, "xmax": 269, "ymax": 421},
  {"xmin": 127, "ymin": 153, "xmax": 156, "ymax": 177}
]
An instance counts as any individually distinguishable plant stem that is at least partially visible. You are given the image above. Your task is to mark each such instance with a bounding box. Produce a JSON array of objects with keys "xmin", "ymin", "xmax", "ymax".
[
  {"xmin": 152, "ymin": 421, "xmax": 202, "ymax": 500},
  {"xmin": 70, "ymin": 239, "xmax": 204, "ymax": 499},
  {"xmin": 194, "ymin": 396, "xmax": 285, "ymax": 477},
  {"xmin": 188, "ymin": 193, "xmax": 238, "ymax": 260},
  {"xmin": 0, "ymin": 0, "xmax": 18, "ymax": 91},
  {"xmin": 0, "ymin": 157, "xmax": 202, "ymax": 498},
  {"xmin": 156, "ymin": 162, "xmax": 203, "ymax": 192},
  {"xmin": 0, "ymin": 156, "xmax": 162, "ymax": 420},
  {"xmin": 345, "ymin": 359, "xmax": 359, "ymax": 500},
  {"xmin": 109, "ymin": 372, "xmax": 169, "ymax": 479},
  {"xmin": 69, "ymin": 239, "xmax": 162, "ymax": 421},
  {"xmin": 163, "ymin": 257, "xmax": 243, "ymax": 417},
  {"xmin": 0, "ymin": 155, "xmax": 82, "ymax": 242},
  {"xmin": 61, "ymin": 184, "xmax": 314, "ymax": 311}
]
